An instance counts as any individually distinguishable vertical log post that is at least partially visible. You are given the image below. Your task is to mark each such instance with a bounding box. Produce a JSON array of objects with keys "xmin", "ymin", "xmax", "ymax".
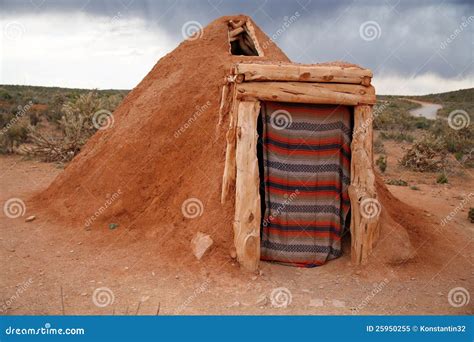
[
  {"xmin": 233, "ymin": 100, "xmax": 261, "ymax": 271},
  {"xmin": 348, "ymin": 104, "xmax": 380, "ymax": 265}
]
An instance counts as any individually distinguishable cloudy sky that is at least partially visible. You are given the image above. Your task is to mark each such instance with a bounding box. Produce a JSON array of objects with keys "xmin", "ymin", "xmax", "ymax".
[{"xmin": 1, "ymin": 0, "xmax": 472, "ymax": 94}]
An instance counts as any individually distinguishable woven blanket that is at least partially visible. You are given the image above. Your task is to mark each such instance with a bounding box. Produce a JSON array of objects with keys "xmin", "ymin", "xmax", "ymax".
[{"xmin": 260, "ymin": 102, "xmax": 351, "ymax": 267}]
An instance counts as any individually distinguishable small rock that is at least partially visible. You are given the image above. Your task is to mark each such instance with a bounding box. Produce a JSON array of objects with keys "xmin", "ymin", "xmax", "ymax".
[
  {"xmin": 175, "ymin": 275, "xmax": 179, "ymax": 279},
  {"xmin": 191, "ymin": 232, "xmax": 213, "ymax": 260},
  {"xmin": 318, "ymin": 285, "xmax": 324, "ymax": 289},
  {"xmin": 251, "ymin": 276, "xmax": 258, "ymax": 281},
  {"xmin": 355, "ymin": 270, "xmax": 362, "ymax": 275},
  {"xmin": 8, "ymin": 248, "xmax": 15, "ymax": 253},
  {"xmin": 77, "ymin": 242, "xmax": 82, "ymax": 245},
  {"xmin": 229, "ymin": 248, "xmax": 237, "ymax": 259},
  {"xmin": 151, "ymin": 272, "xmax": 155, "ymax": 276},
  {"xmin": 141, "ymin": 296, "xmax": 150, "ymax": 302},
  {"xmin": 301, "ymin": 289, "xmax": 311, "ymax": 293},
  {"xmin": 437, "ymin": 292, "xmax": 443, "ymax": 296},
  {"xmin": 70, "ymin": 250, "xmax": 74, "ymax": 253},
  {"xmin": 410, "ymin": 277, "xmax": 416, "ymax": 281},
  {"xmin": 81, "ymin": 292, "xmax": 87, "ymax": 296},
  {"xmin": 124, "ymin": 266, "xmax": 129, "ymax": 270},
  {"xmin": 259, "ymin": 270, "xmax": 264, "ymax": 276},
  {"xmin": 25, "ymin": 215, "xmax": 36, "ymax": 222}
]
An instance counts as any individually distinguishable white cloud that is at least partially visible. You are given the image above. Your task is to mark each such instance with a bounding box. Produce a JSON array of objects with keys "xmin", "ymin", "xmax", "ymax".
[
  {"xmin": 373, "ymin": 73, "xmax": 474, "ymax": 95},
  {"xmin": 0, "ymin": 13, "xmax": 177, "ymax": 89}
]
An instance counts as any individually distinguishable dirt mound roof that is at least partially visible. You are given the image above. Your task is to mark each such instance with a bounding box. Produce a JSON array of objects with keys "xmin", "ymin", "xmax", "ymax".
[{"xmin": 34, "ymin": 16, "xmax": 288, "ymax": 259}]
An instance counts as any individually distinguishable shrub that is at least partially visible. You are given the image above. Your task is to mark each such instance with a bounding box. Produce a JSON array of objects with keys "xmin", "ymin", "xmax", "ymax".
[
  {"xmin": 380, "ymin": 131, "xmax": 414, "ymax": 143},
  {"xmin": 29, "ymin": 91, "xmax": 113, "ymax": 162},
  {"xmin": 399, "ymin": 135, "xmax": 447, "ymax": 172},
  {"xmin": 436, "ymin": 173, "xmax": 448, "ymax": 184},
  {"xmin": 373, "ymin": 136, "xmax": 385, "ymax": 154},
  {"xmin": 0, "ymin": 124, "xmax": 28, "ymax": 153},
  {"xmin": 386, "ymin": 179, "xmax": 408, "ymax": 186},
  {"xmin": 375, "ymin": 155, "xmax": 387, "ymax": 173},
  {"xmin": 28, "ymin": 91, "xmax": 106, "ymax": 162}
]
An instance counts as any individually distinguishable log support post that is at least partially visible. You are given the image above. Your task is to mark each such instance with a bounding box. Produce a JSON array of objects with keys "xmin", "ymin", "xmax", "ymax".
[
  {"xmin": 349, "ymin": 104, "xmax": 380, "ymax": 265},
  {"xmin": 233, "ymin": 100, "xmax": 261, "ymax": 271}
]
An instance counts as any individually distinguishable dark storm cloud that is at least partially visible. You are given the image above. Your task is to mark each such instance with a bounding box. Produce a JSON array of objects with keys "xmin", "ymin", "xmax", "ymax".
[{"xmin": 1, "ymin": 0, "xmax": 473, "ymax": 78}]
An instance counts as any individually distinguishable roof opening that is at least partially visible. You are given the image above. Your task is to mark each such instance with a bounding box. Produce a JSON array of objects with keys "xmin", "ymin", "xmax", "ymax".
[{"xmin": 228, "ymin": 19, "xmax": 263, "ymax": 56}]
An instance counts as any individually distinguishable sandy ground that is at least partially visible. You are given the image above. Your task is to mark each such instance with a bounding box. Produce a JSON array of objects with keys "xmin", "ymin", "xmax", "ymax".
[{"xmin": 0, "ymin": 150, "xmax": 472, "ymax": 315}]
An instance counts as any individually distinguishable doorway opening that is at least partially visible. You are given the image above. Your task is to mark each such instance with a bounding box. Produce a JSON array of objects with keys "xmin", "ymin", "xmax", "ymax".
[{"xmin": 256, "ymin": 101, "xmax": 353, "ymax": 267}]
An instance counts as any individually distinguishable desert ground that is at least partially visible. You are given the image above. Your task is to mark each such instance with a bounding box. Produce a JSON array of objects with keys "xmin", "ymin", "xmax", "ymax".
[{"xmin": 1, "ymin": 136, "xmax": 472, "ymax": 315}]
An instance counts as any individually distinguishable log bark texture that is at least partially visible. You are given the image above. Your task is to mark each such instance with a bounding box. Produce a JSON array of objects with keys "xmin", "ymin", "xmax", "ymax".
[
  {"xmin": 233, "ymin": 100, "xmax": 261, "ymax": 271},
  {"xmin": 348, "ymin": 105, "xmax": 380, "ymax": 265},
  {"xmin": 235, "ymin": 63, "xmax": 372, "ymax": 85},
  {"xmin": 236, "ymin": 81, "xmax": 376, "ymax": 105}
]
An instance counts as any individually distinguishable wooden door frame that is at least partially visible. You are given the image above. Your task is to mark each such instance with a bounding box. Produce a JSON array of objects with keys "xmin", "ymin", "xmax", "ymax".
[{"xmin": 221, "ymin": 63, "xmax": 381, "ymax": 271}]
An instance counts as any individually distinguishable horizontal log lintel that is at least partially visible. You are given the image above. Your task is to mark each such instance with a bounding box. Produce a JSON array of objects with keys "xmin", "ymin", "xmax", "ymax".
[
  {"xmin": 236, "ymin": 81, "xmax": 376, "ymax": 105},
  {"xmin": 235, "ymin": 63, "xmax": 373, "ymax": 86}
]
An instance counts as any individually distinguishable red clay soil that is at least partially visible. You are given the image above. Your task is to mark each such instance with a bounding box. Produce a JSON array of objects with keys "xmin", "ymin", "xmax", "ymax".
[{"xmin": 32, "ymin": 15, "xmax": 454, "ymax": 271}]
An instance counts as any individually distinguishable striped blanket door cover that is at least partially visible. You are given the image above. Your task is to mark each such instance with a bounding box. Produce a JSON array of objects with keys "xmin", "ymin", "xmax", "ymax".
[{"xmin": 260, "ymin": 102, "xmax": 352, "ymax": 267}]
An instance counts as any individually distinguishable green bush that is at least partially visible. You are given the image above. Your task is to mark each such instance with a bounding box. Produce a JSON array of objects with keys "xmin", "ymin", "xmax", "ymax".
[
  {"xmin": 399, "ymin": 134, "xmax": 447, "ymax": 172},
  {"xmin": 0, "ymin": 124, "xmax": 28, "ymax": 153},
  {"xmin": 386, "ymin": 179, "xmax": 408, "ymax": 186},
  {"xmin": 436, "ymin": 173, "xmax": 448, "ymax": 184},
  {"xmin": 375, "ymin": 155, "xmax": 387, "ymax": 173}
]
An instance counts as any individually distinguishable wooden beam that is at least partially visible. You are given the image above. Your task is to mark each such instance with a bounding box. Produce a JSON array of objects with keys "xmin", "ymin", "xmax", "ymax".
[
  {"xmin": 233, "ymin": 100, "xmax": 261, "ymax": 272},
  {"xmin": 243, "ymin": 21, "xmax": 264, "ymax": 56},
  {"xmin": 229, "ymin": 20, "xmax": 245, "ymax": 29},
  {"xmin": 221, "ymin": 86, "xmax": 238, "ymax": 204},
  {"xmin": 229, "ymin": 26, "xmax": 244, "ymax": 38},
  {"xmin": 235, "ymin": 63, "xmax": 372, "ymax": 85},
  {"xmin": 236, "ymin": 81, "xmax": 376, "ymax": 105},
  {"xmin": 348, "ymin": 105, "xmax": 380, "ymax": 265}
]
